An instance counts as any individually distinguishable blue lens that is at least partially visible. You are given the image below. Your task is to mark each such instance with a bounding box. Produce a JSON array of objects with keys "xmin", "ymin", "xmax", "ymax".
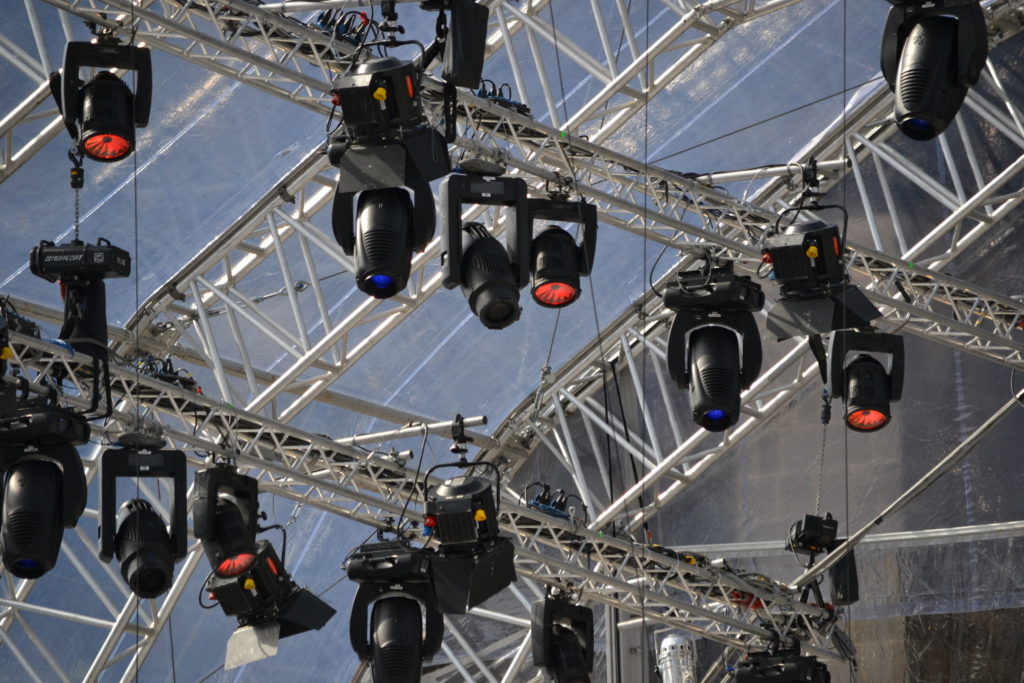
[
  {"xmin": 903, "ymin": 118, "xmax": 934, "ymax": 136},
  {"xmin": 705, "ymin": 409, "xmax": 727, "ymax": 422},
  {"xmin": 369, "ymin": 274, "xmax": 395, "ymax": 290},
  {"xmin": 13, "ymin": 558, "xmax": 41, "ymax": 571}
]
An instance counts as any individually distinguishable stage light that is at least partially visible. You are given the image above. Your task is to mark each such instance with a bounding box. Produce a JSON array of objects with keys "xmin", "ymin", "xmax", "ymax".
[
  {"xmin": 423, "ymin": 458, "xmax": 516, "ymax": 614},
  {"xmin": 193, "ymin": 465, "xmax": 260, "ymax": 579},
  {"xmin": 527, "ymin": 196, "xmax": 598, "ymax": 309},
  {"xmin": 0, "ymin": 441, "xmax": 87, "ymax": 579},
  {"xmin": 459, "ymin": 222, "xmax": 521, "ymax": 329},
  {"xmin": 99, "ymin": 448, "xmax": 187, "ymax": 599},
  {"xmin": 347, "ymin": 540, "xmax": 443, "ymax": 683},
  {"xmin": 53, "ymin": 41, "xmax": 151, "ymax": 162},
  {"xmin": 735, "ymin": 651, "xmax": 830, "ymax": 683},
  {"xmin": 827, "ymin": 331, "xmax": 905, "ymax": 433},
  {"xmin": 352, "ymin": 188, "xmax": 414, "ymax": 299},
  {"xmin": 0, "ymin": 406, "xmax": 89, "ymax": 580},
  {"xmin": 665, "ymin": 261, "xmax": 764, "ymax": 432},
  {"xmin": 532, "ymin": 596, "xmax": 594, "ymax": 683},
  {"xmin": 440, "ymin": 172, "xmax": 531, "ymax": 329},
  {"xmin": 762, "ymin": 220, "xmax": 880, "ymax": 340},
  {"xmin": 207, "ymin": 539, "xmax": 336, "ymax": 669},
  {"xmin": 880, "ymin": 0, "xmax": 988, "ymax": 141},
  {"xmin": 114, "ymin": 498, "xmax": 175, "ymax": 598},
  {"xmin": 787, "ymin": 513, "xmax": 839, "ymax": 557}
]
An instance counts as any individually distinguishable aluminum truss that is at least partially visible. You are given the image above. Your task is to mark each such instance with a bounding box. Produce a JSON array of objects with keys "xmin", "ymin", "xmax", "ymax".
[
  {"xmin": 1, "ymin": 0, "xmax": 1024, "ymax": 680},
  {"xmin": 0, "ymin": 332, "xmax": 845, "ymax": 681}
]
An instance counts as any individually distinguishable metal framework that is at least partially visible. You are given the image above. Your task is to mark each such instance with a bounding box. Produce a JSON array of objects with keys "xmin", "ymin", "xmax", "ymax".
[{"xmin": 1, "ymin": 0, "xmax": 1024, "ymax": 680}]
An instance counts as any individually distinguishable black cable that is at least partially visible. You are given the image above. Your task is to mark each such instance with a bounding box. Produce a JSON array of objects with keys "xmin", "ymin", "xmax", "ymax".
[
  {"xmin": 650, "ymin": 76, "xmax": 884, "ymax": 166},
  {"xmin": 394, "ymin": 428, "xmax": 430, "ymax": 535}
]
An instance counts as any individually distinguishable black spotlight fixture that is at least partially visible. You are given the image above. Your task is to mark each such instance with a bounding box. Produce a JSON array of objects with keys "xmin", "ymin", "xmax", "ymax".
[
  {"xmin": 421, "ymin": 433, "xmax": 516, "ymax": 613},
  {"xmin": 51, "ymin": 41, "xmax": 152, "ymax": 162},
  {"xmin": 192, "ymin": 464, "xmax": 260, "ymax": 580},
  {"xmin": 735, "ymin": 650, "xmax": 830, "ymax": 683},
  {"xmin": 440, "ymin": 169, "xmax": 531, "ymax": 329},
  {"xmin": 99, "ymin": 447, "xmax": 187, "ymax": 598},
  {"xmin": 880, "ymin": 0, "xmax": 988, "ymax": 141},
  {"xmin": 347, "ymin": 539, "xmax": 444, "ymax": 683},
  {"xmin": 0, "ymin": 403, "xmax": 89, "ymax": 579},
  {"xmin": 664, "ymin": 260, "xmax": 764, "ymax": 432},
  {"xmin": 827, "ymin": 330, "xmax": 905, "ymax": 432},
  {"xmin": 195, "ymin": 464, "xmax": 334, "ymax": 669},
  {"xmin": 329, "ymin": 46, "xmax": 451, "ymax": 300},
  {"xmin": 531, "ymin": 594, "xmax": 595, "ymax": 683},
  {"xmin": 527, "ymin": 194, "xmax": 598, "ymax": 309},
  {"xmin": 761, "ymin": 219, "xmax": 881, "ymax": 341}
]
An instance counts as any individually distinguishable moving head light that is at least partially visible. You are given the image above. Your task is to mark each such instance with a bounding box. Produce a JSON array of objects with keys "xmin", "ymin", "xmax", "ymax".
[
  {"xmin": 347, "ymin": 540, "xmax": 444, "ymax": 683},
  {"xmin": 762, "ymin": 220, "xmax": 880, "ymax": 340},
  {"xmin": 440, "ymin": 171, "xmax": 531, "ymax": 329},
  {"xmin": 735, "ymin": 650, "xmax": 831, "ymax": 683},
  {"xmin": 328, "ymin": 67, "xmax": 449, "ymax": 300},
  {"xmin": 881, "ymin": 0, "xmax": 988, "ymax": 141},
  {"xmin": 98, "ymin": 448, "xmax": 187, "ymax": 598},
  {"xmin": 0, "ymin": 404, "xmax": 89, "ymax": 579},
  {"xmin": 423, "ymin": 460, "xmax": 516, "ymax": 613},
  {"xmin": 51, "ymin": 41, "xmax": 152, "ymax": 162},
  {"xmin": 664, "ymin": 262, "xmax": 764, "ymax": 432},
  {"xmin": 532, "ymin": 596, "xmax": 595, "ymax": 683},
  {"xmin": 528, "ymin": 196, "xmax": 598, "ymax": 308},
  {"xmin": 827, "ymin": 330, "xmax": 905, "ymax": 432}
]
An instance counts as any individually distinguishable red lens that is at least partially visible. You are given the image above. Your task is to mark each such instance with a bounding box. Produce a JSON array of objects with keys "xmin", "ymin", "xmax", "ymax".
[
  {"xmin": 83, "ymin": 133, "xmax": 131, "ymax": 161},
  {"xmin": 846, "ymin": 408, "xmax": 888, "ymax": 431},
  {"xmin": 533, "ymin": 281, "xmax": 579, "ymax": 307},
  {"xmin": 215, "ymin": 553, "xmax": 257, "ymax": 577}
]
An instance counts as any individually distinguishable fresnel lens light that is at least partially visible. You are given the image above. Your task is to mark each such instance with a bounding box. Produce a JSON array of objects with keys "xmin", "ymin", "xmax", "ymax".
[{"xmin": 880, "ymin": 0, "xmax": 988, "ymax": 141}]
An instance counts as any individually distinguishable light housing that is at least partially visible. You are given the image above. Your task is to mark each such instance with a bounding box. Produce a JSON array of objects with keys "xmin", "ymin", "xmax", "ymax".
[
  {"xmin": 762, "ymin": 221, "xmax": 881, "ymax": 340},
  {"xmin": 353, "ymin": 188, "xmax": 414, "ymax": 299},
  {"xmin": 459, "ymin": 223, "xmax": 521, "ymax": 329},
  {"xmin": 827, "ymin": 331, "xmax": 905, "ymax": 433},
  {"xmin": 53, "ymin": 41, "xmax": 151, "ymax": 162},
  {"xmin": 99, "ymin": 449, "xmax": 187, "ymax": 598},
  {"xmin": 531, "ymin": 597, "xmax": 594, "ymax": 683},
  {"xmin": 347, "ymin": 540, "xmax": 443, "ymax": 683},
  {"xmin": 527, "ymin": 196, "xmax": 598, "ymax": 310},
  {"xmin": 193, "ymin": 465, "xmax": 261, "ymax": 579},
  {"xmin": 114, "ymin": 498, "xmax": 175, "ymax": 598},
  {"xmin": 880, "ymin": 0, "xmax": 988, "ymax": 141},
  {"xmin": 735, "ymin": 651, "xmax": 830, "ymax": 683},
  {"xmin": 665, "ymin": 263, "xmax": 764, "ymax": 432}
]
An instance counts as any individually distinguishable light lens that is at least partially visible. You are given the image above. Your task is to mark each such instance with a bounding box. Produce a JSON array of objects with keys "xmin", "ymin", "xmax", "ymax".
[
  {"xmin": 533, "ymin": 281, "xmax": 579, "ymax": 307},
  {"xmin": 367, "ymin": 273, "xmax": 395, "ymax": 290},
  {"xmin": 83, "ymin": 133, "xmax": 132, "ymax": 161},
  {"xmin": 846, "ymin": 408, "xmax": 889, "ymax": 432},
  {"xmin": 215, "ymin": 552, "xmax": 257, "ymax": 577},
  {"xmin": 705, "ymin": 409, "xmax": 727, "ymax": 422}
]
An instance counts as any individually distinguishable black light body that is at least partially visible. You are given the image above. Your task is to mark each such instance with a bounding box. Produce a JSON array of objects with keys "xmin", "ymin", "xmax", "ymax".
[
  {"xmin": 354, "ymin": 188, "xmax": 414, "ymax": 299},
  {"xmin": 99, "ymin": 449, "xmax": 187, "ymax": 598},
  {"xmin": 687, "ymin": 326, "xmax": 742, "ymax": 432},
  {"xmin": 347, "ymin": 540, "xmax": 443, "ymax": 683},
  {"xmin": 114, "ymin": 498, "xmax": 175, "ymax": 598},
  {"xmin": 370, "ymin": 597, "xmax": 425, "ymax": 683},
  {"xmin": 665, "ymin": 264, "xmax": 764, "ymax": 432},
  {"xmin": 440, "ymin": 173, "xmax": 532, "ymax": 329},
  {"xmin": 331, "ymin": 57, "xmax": 424, "ymax": 140},
  {"xmin": 881, "ymin": 0, "xmax": 988, "ymax": 141},
  {"xmin": 531, "ymin": 226, "xmax": 581, "ymax": 308},
  {"xmin": 460, "ymin": 223, "xmax": 521, "ymax": 329},
  {"xmin": 532, "ymin": 597, "xmax": 594, "ymax": 683},
  {"xmin": 527, "ymin": 197, "xmax": 598, "ymax": 309},
  {"xmin": 207, "ymin": 539, "xmax": 335, "ymax": 637},
  {"xmin": 0, "ymin": 412, "xmax": 89, "ymax": 580},
  {"xmin": 193, "ymin": 466, "xmax": 260, "ymax": 578},
  {"xmin": 54, "ymin": 42, "xmax": 152, "ymax": 162},
  {"xmin": 827, "ymin": 331, "xmax": 905, "ymax": 433},
  {"xmin": 735, "ymin": 651, "xmax": 830, "ymax": 683}
]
